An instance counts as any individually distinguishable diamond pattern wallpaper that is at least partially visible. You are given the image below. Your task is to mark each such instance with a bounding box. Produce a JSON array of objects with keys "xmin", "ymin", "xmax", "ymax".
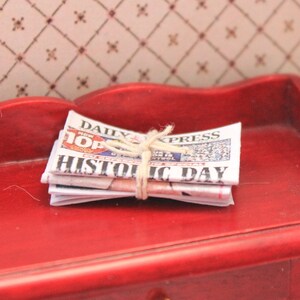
[{"xmin": 0, "ymin": 0, "xmax": 300, "ymax": 101}]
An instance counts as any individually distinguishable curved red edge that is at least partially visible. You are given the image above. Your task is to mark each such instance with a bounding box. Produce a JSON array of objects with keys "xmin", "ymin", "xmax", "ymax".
[
  {"xmin": 0, "ymin": 74, "xmax": 299, "ymax": 163},
  {"xmin": 1, "ymin": 224, "xmax": 300, "ymax": 299},
  {"xmin": 0, "ymin": 75, "xmax": 300, "ymax": 298}
]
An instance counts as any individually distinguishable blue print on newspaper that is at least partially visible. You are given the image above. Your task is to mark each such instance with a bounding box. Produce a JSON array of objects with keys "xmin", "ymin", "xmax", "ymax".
[
  {"xmin": 62, "ymin": 126, "xmax": 231, "ymax": 164},
  {"xmin": 151, "ymin": 139, "xmax": 231, "ymax": 163}
]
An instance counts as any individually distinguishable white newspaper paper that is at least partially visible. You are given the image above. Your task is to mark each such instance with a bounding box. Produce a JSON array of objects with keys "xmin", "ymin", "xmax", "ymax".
[{"xmin": 42, "ymin": 111, "xmax": 241, "ymax": 206}]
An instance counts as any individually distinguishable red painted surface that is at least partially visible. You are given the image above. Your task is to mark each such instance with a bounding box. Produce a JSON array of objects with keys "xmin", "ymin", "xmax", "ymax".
[
  {"xmin": 291, "ymin": 258, "xmax": 300, "ymax": 299},
  {"xmin": 61, "ymin": 260, "xmax": 291, "ymax": 300},
  {"xmin": 0, "ymin": 75, "xmax": 299, "ymax": 299}
]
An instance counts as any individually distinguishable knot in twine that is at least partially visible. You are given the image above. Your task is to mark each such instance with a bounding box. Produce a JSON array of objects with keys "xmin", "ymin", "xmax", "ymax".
[{"xmin": 101, "ymin": 125, "xmax": 190, "ymax": 200}]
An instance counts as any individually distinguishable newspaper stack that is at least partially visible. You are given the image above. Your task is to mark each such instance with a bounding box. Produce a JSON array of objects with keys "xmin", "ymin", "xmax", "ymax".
[{"xmin": 41, "ymin": 111, "xmax": 241, "ymax": 206}]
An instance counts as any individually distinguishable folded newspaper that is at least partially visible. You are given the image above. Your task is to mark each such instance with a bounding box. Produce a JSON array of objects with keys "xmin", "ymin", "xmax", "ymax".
[{"xmin": 41, "ymin": 111, "xmax": 241, "ymax": 206}]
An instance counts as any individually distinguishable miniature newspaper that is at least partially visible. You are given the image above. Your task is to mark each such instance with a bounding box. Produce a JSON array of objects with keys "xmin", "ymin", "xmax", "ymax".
[{"xmin": 41, "ymin": 111, "xmax": 241, "ymax": 206}]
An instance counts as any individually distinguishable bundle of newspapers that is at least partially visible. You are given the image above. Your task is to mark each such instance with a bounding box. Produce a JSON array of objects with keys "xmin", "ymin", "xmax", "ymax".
[{"xmin": 41, "ymin": 111, "xmax": 241, "ymax": 206}]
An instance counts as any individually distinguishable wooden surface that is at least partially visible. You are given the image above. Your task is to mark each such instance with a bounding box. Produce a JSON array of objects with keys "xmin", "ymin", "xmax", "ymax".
[
  {"xmin": 0, "ymin": 74, "xmax": 299, "ymax": 299},
  {"xmin": 61, "ymin": 260, "xmax": 291, "ymax": 300}
]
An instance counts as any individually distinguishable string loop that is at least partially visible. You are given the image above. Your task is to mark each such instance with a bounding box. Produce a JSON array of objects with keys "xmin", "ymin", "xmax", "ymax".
[{"xmin": 100, "ymin": 126, "xmax": 190, "ymax": 200}]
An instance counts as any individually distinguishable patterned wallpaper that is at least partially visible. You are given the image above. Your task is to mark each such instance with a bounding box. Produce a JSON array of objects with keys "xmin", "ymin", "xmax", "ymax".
[{"xmin": 0, "ymin": 0, "xmax": 300, "ymax": 101}]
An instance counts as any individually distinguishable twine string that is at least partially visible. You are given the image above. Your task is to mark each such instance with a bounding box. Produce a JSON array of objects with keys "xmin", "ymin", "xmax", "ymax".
[{"xmin": 100, "ymin": 125, "xmax": 190, "ymax": 200}]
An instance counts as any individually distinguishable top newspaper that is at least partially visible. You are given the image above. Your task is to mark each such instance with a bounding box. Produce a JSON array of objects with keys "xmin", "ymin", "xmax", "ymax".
[{"xmin": 49, "ymin": 111, "xmax": 241, "ymax": 186}]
